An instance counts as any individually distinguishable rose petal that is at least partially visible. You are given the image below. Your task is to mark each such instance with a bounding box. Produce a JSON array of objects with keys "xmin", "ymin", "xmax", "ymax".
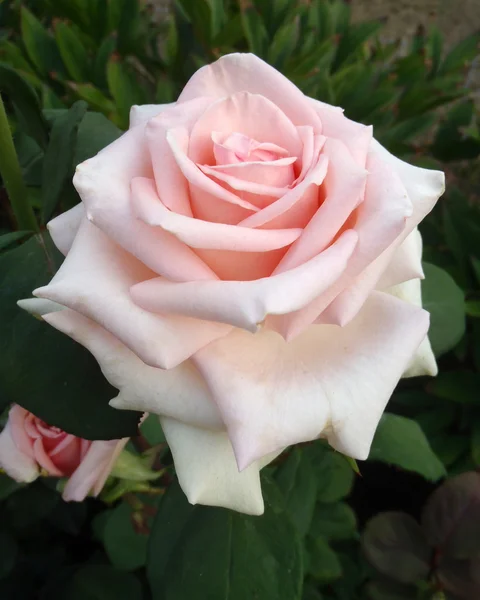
[
  {"xmin": 377, "ymin": 228, "xmax": 424, "ymax": 290},
  {"xmin": 129, "ymin": 103, "xmax": 172, "ymax": 128},
  {"xmin": 194, "ymin": 291, "xmax": 429, "ymax": 469},
  {"xmin": 161, "ymin": 417, "xmax": 266, "ymax": 515},
  {"xmin": 146, "ymin": 97, "xmax": 212, "ymax": 217},
  {"xmin": 178, "ymin": 53, "xmax": 322, "ymax": 130},
  {"xmin": 188, "ymin": 92, "xmax": 302, "ymax": 165},
  {"xmin": 32, "ymin": 438, "xmax": 64, "ymax": 476},
  {"xmin": 62, "ymin": 438, "xmax": 127, "ymax": 502},
  {"xmin": 386, "ymin": 278, "xmax": 437, "ymax": 377},
  {"xmin": 275, "ymin": 144, "xmax": 414, "ymax": 338},
  {"xmin": 17, "ymin": 298, "xmax": 64, "ymax": 317},
  {"xmin": 8, "ymin": 405, "xmax": 35, "ymax": 457},
  {"xmin": 34, "ymin": 220, "xmax": 230, "ymax": 369},
  {"xmin": 238, "ymin": 153, "xmax": 328, "ymax": 230},
  {"xmin": 167, "ymin": 127, "xmax": 260, "ymax": 224},
  {"xmin": 47, "ymin": 203, "xmax": 84, "ymax": 256},
  {"xmin": 0, "ymin": 419, "xmax": 38, "ymax": 483},
  {"xmin": 130, "ymin": 229, "xmax": 358, "ymax": 331},
  {"xmin": 73, "ymin": 124, "xmax": 216, "ymax": 281},
  {"xmin": 309, "ymin": 98, "xmax": 373, "ymax": 166},
  {"xmin": 273, "ymin": 138, "xmax": 367, "ymax": 274},
  {"xmin": 131, "ymin": 177, "xmax": 302, "ymax": 251},
  {"xmin": 42, "ymin": 309, "xmax": 223, "ymax": 431}
]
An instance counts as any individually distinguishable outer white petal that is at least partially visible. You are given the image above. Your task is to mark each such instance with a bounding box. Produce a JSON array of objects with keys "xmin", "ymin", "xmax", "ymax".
[
  {"xmin": 129, "ymin": 103, "xmax": 173, "ymax": 128},
  {"xmin": 42, "ymin": 308, "xmax": 223, "ymax": 431},
  {"xmin": 194, "ymin": 291, "xmax": 430, "ymax": 468},
  {"xmin": 0, "ymin": 422, "xmax": 38, "ymax": 483},
  {"xmin": 377, "ymin": 228, "xmax": 424, "ymax": 290},
  {"xmin": 161, "ymin": 417, "xmax": 267, "ymax": 515},
  {"xmin": 386, "ymin": 278, "xmax": 438, "ymax": 378},
  {"xmin": 47, "ymin": 203, "xmax": 85, "ymax": 256},
  {"xmin": 17, "ymin": 297, "xmax": 64, "ymax": 317},
  {"xmin": 35, "ymin": 219, "xmax": 230, "ymax": 370}
]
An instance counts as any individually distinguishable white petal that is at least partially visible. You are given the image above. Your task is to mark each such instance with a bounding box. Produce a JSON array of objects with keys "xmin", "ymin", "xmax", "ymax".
[
  {"xmin": 194, "ymin": 292, "xmax": 430, "ymax": 468},
  {"xmin": 35, "ymin": 219, "xmax": 230, "ymax": 369},
  {"xmin": 377, "ymin": 228, "xmax": 424, "ymax": 290},
  {"xmin": 161, "ymin": 417, "xmax": 267, "ymax": 515},
  {"xmin": 129, "ymin": 103, "xmax": 173, "ymax": 128},
  {"xmin": 47, "ymin": 203, "xmax": 85, "ymax": 256},
  {"xmin": 386, "ymin": 278, "xmax": 437, "ymax": 377},
  {"xmin": 17, "ymin": 297, "xmax": 64, "ymax": 317},
  {"xmin": 42, "ymin": 309, "xmax": 223, "ymax": 430}
]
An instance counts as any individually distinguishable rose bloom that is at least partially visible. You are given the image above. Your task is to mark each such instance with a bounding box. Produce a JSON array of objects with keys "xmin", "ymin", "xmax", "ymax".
[
  {"xmin": 0, "ymin": 405, "xmax": 127, "ymax": 501},
  {"xmin": 19, "ymin": 54, "xmax": 444, "ymax": 515}
]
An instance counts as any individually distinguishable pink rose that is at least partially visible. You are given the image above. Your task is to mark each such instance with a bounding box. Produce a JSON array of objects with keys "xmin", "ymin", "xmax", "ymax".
[
  {"xmin": 0, "ymin": 405, "xmax": 127, "ymax": 501},
  {"xmin": 20, "ymin": 53, "xmax": 444, "ymax": 515}
]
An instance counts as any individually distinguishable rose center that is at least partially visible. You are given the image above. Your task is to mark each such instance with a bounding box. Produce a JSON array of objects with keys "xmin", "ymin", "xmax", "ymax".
[{"xmin": 212, "ymin": 131, "xmax": 290, "ymax": 166}]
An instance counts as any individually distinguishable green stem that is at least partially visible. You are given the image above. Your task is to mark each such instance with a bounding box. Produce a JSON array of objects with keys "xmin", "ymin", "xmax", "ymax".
[{"xmin": 0, "ymin": 93, "xmax": 38, "ymax": 232}]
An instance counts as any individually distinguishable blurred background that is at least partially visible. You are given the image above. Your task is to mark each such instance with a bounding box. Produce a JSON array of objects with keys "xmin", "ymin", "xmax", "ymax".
[{"xmin": 1, "ymin": 1, "xmax": 480, "ymax": 599}]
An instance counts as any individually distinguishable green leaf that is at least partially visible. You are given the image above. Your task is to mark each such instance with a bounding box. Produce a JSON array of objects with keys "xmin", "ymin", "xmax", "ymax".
[
  {"xmin": 362, "ymin": 512, "xmax": 431, "ymax": 584},
  {"xmin": 305, "ymin": 537, "xmax": 342, "ymax": 582},
  {"xmin": 315, "ymin": 450, "xmax": 355, "ymax": 503},
  {"xmin": 440, "ymin": 32, "xmax": 480, "ymax": 74},
  {"xmin": 54, "ymin": 21, "xmax": 90, "ymax": 83},
  {"xmin": 0, "ymin": 231, "xmax": 33, "ymax": 252},
  {"xmin": 103, "ymin": 500, "xmax": 154, "ymax": 571},
  {"xmin": 369, "ymin": 414, "xmax": 446, "ymax": 481},
  {"xmin": 0, "ymin": 530, "xmax": 17, "ymax": 579},
  {"xmin": 275, "ymin": 448, "xmax": 318, "ymax": 537},
  {"xmin": 422, "ymin": 262, "xmax": 466, "ymax": 357},
  {"xmin": 21, "ymin": 7, "xmax": 64, "ymax": 78},
  {"xmin": 147, "ymin": 478, "xmax": 303, "ymax": 600},
  {"xmin": 140, "ymin": 414, "xmax": 166, "ymax": 446},
  {"xmin": 66, "ymin": 565, "xmax": 143, "ymax": 600},
  {"xmin": 366, "ymin": 580, "xmax": 419, "ymax": 600},
  {"xmin": 74, "ymin": 111, "xmax": 122, "ymax": 165},
  {"xmin": 310, "ymin": 502, "xmax": 357, "ymax": 541},
  {"xmin": 0, "ymin": 63, "xmax": 49, "ymax": 149},
  {"xmin": 332, "ymin": 21, "xmax": 382, "ymax": 72},
  {"xmin": 110, "ymin": 450, "xmax": 161, "ymax": 482},
  {"xmin": 240, "ymin": 5, "xmax": 268, "ymax": 57},
  {"xmin": 429, "ymin": 434, "xmax": 469, "ymax": 468},
  {"xmin": 68, "ymin": 83, "xmax": 115, "ymax": 115},
  {"xmin": 0, "ymin": 474, "xmax": 23, "ymax": 502},
  {"xmin": 472, "ymin": 420, "xmax": 480, "ymax": 466},
  {"xmin": 106, "ymin": 57, "xmax": 144, "ymax": 130},
  {"xmin": 466, "ymin": 301, "xmax": 480, "ymax": 317},
  {"xmin": 93, "ymin": 35, "xmax": 116, "ymax": 89},
  {"xmin": 0, "ymin": 234, "xmax": 142, "ymax": 440},
  {"xmin": 41, "ymin": 100, "xmax": 87, "ymax": 222},
  {"xmin": 422, "ymin": 472, "xmax": 480, "ymax": 559},
  {"xmin": 429, "ymin": 371, "xmax": 480, "ymax": 405}
]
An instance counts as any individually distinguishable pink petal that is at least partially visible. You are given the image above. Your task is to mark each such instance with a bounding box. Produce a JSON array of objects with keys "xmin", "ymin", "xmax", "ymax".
[
  {"xmin": 188, "ymin": 93, "xmax": 302, "ymax": 165},
  {"xmin": 73, "ymin": 125, "xmax": 216, "ymax": 281},
  {"xmin": 131, "ymin": 177, "xmax": 302, "ymax": 251},
  {"xmin": 178, "ymin": 53, "xmax": 322, "ymax": 130},
  {"xmin": 273, "ymin": 138, "xmax": 367, "ymax": 274},
  {"xmin": 130, "ymin": 229, "xmax": 358, "ymax": 331},
  {"xmin": 167, "ymin": 127, "xmax": 260, "ymax": 224},
  {"xmin": 49, "ymin": 435, "xmax": 83, "ymax": 476},
  {"xmin": 32, "ymin": 438, "xmax": 64, "ymax": 476},
  {"xmin": 146, "ymin": 97, "xmax": 212, "ymax": 217},
  {"xmin": 0, "ymin": 419, "xmax": 38, "ymax": 483},
  {"xmin": 43, "ymin": 309, "xmax": 223, "ymax": 431},
  {"xmin": 34, "ymin": 220, "xmax": 230, "ymax": 369},
  {"xmin": 8, "ymin": 405, "xmax": 35, "ymax": 457},
  {"xmin": 194, "ymin": 291, "xmax": 429, "ymax": 469},
  {"xmin": 62, "ymin": 438, "xmax": 126, "ymax": 502},
  {"xmin": 274, "ymin": 144, "xmax": 414, "ymax": 338},
  {"xmin": 238, "ymin": 154, "xmax": 328, "ymax": 229},
  {"xmin": 193, "ymin": 247, "xmax": 290, "ymax": 281}
]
